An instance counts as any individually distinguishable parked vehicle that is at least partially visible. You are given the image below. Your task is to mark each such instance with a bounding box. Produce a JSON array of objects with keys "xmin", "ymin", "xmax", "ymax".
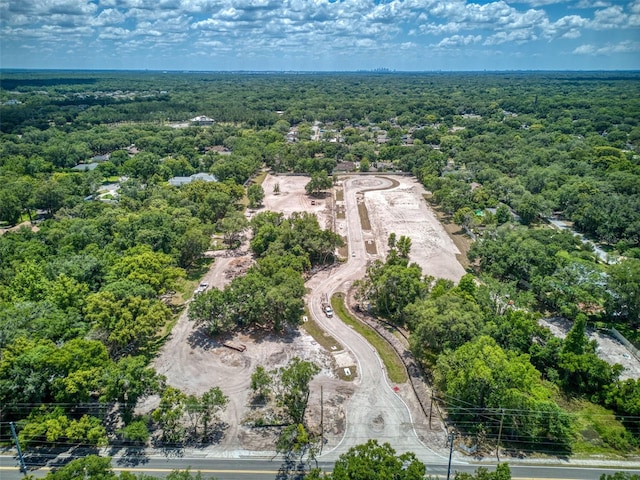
[{"xmin": 321, "ymin": 293, "xmax": 333, "ymax": 317}]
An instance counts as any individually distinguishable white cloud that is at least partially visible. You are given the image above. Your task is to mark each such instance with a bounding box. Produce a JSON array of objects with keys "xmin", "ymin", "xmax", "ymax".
[
  {"xmin": 419, "ymin": 22, "xmax": 465, "ymax": 35},
  {"xmin": 400, "ymin": 42, "xmax": 418, "ymax": 50},
  {"xmin": 2, "ymin": 0, "xmax": 639, "ymax": 70},
  {"xmin": 484, "ymin": 29, "xmax": 536, "ymax": 45},
  {"xmin": 589, "ymin": 5, "xmax": 626, "ymax": 29},
  {"xmin": 561, "ymin": 28, "xmax": 581, "ymax": 39},
  {"xmin": 573, "ymin": 40, "xmax": 640, "ymax": 55},
  {"xmin": 7, "ymin": 0, "xmax": 98, "ymax": 16},
  {"xmin": 540, "ymin": 14, "xmax": 588, "ymax": 39},
  {"xmin": 575, "ymin": 0, "xmax": 611, "ymax": 8},
  {"xmin": 505, "ymin": 0, "xmax": 567, "ymax": 5},
  {"xmin": 98, "ymin": 26, "xmax": 132, "ymax": 39},
  {"xmin": 437, "ymin": 34, "xmax": 482, "ymax": 48},
  {"xmin": 91, "ymin": 8, "xmax": 126, "ymax": 26}
]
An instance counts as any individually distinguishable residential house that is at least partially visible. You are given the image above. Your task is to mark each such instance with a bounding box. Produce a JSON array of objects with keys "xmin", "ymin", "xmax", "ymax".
[{"xmin": 168, "ymin": 172, "xmax": 218, "ymax": 187}]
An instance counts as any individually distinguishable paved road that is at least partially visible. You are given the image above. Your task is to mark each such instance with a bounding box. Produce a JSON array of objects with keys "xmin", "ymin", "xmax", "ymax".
[
  {"xmin": 1, "ymin": 454, "xmax": 636, "ymax": 480},
  {"xmin": 306, "ymin": 176, "xmax": 443, "ymax": 462}
]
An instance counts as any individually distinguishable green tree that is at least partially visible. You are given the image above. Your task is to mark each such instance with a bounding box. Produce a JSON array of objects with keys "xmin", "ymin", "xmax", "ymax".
[
  {"xmin": 107, "ymin": 245, "xmax": 185, "ymax": 294},
  {"xmin": 185, "ymin": 386, "xmax": 228, "ymax": 440},
  {"xmin": 42, "ymin": 455, "xmax": 116, "ymax": 480},
  {"xmin": 276, "ymin": 423, "xmax": 318, "ymax": 466},
  {"xmin": 274, "ymin": 357, "xmax": 320, "ymax": 424},
  {"xmin": 152, "ymin": 386, "xmax": 187, "ymax": 443},
  {"xmin": 34, "ymin": 178, "xmax": 66, "ymax": 216},
  {"xmin": 0, "ymin": 189, "xmax": 21, "ymax": 225},
  {"xmin": 607, "ymin": 258, "xmax": 640, "ymax": 327},
  {"xmin": 19, "ymin": 406, "xmax": 108, "ymax": 448},
  {"xmin": 247, "ymin": 183, "xmax": 265, "ymax": 208},
  {"xmin": 251, "ymin": 365, "xmax": 272, "ymax": 401},
  {"xmin": 436, "ymin": 336, "xmax": 573, "ymax": 448},
  {"xmin": 85, "ymin": 292, "xmax": 172, "ymax": 357},
  {"xmin": 330, "ymin": 440, "xmax": 425, "ymax": 480},
  {"xmin": 218, "ymin": 211, "xmax": 248, "ymax": 248},
  {"xmin": 200, "ymin": 386, "xmax": 228, "ymax": 439},
  {"xmin": 101, "ymin": 355, "xmax": 165, "ymax": 420},
  {"xmin": 599, "ymin": 473, "xmax": 640, "ymax": 480},
  {"xmin": 188, "ymin": 287, "xmax": 234, "ymax": 335},
  {"xmin": 562, "ymin": 314, "xmax": 591, "ymax": 356},
  {"xmin": 305, "ymin": 170, "xmax": 333, "ymax": 195},
  {"xmin": 176, "ymin": 227, "xmax": 211, "ymax": 268},
  {"xmin": 396, "ymin": 235, "xmax": 412, "ymax": 259},
  {"xmin": 516, "ymin": 194, "xmax": 539, "ymax": 225},
  {"xmin": 355, "ymin": 257, "xmax": 428, "ymax": 324},
  {"xmin": 118, "ymin": 419, "xmax": 150, "ymax": 445},
  {"xmin": 407, "ymin": 292, "xmax": 484, "ymax": 355},
  {"xmin": 495, "ymin": 204, "xmax": 511, "ymax": 224}
]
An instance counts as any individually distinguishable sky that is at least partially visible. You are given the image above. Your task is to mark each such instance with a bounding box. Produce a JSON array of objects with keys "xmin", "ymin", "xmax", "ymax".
[{"xmin": 1, "ymin": 0, "xmax": 639, "ymax": 72}]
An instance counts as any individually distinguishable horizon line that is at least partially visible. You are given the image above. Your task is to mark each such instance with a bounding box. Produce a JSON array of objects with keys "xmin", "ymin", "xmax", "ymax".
[{"xmin": 1, "ymin": 68, "xmax": 640, "ymax": 74}]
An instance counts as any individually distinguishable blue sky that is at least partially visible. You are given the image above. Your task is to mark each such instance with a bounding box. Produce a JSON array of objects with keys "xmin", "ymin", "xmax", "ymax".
[{"xmin": 1, "ymin": 0, "xmax": 639, "ymax": 71}]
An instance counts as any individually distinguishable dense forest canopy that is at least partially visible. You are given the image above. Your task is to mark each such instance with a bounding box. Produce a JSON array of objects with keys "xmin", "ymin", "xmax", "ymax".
[{"xmin": 1, "ymin": 70, "xmax": 639, "ymax": 458}]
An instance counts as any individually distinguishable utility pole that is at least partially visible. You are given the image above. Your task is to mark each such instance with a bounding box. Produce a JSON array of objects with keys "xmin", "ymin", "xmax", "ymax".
[
  {"xmin": 496, "ymin": 408, "xmax": 505, "ymax": 462},
  {"xmin": 10, "ymin": 422, "xmax": 27, "ymax": 474},
  {"xmin": 320, "ymin": 385, "xmax": 324, "ymax": 454},
  {"xmin": 446, "ymin": 430, "xmax": 455, "ymax": 480},
  {"xmin": 428, "ymin": 395, "xmax": 434, "ymax": 429}
]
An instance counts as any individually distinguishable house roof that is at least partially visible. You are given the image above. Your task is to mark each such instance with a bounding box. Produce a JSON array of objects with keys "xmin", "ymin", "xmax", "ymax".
[
  {"xmin": 190, "ymin": 115, "xmax": 215, "ymax": 123},
  {"xmin": 90, "ymin": 154, "xmax": 111, "ymax": 162},
  {"xmin": 168, "ymin": 173, "xmax": 218, "ymax": 186},
  {"xmin": 72, "ymin": 163, "xmax": 99, "ymax": 171}
]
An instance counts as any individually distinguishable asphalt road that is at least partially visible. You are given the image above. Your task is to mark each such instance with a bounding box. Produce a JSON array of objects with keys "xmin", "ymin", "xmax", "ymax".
[
  {"xmin": 305, "ymin": 175, "xmax": 445, "ymax": 462},
  {"xmin": 1, "ymin": 454, "xmax": 637, "ymax": 480},
  {"xmin": 5, "ymin": 176, "xmax": 638, "ymax": 478}
]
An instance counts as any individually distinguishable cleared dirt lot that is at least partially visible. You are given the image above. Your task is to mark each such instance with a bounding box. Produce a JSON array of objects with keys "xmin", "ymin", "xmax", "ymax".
[
  {"xmin": 358, "ymin": 176, "xmax": 466, "ymax": 282},
  {"xmin": 260, "ymin": 174, "xmax": 332, "ymax": 229},
  {"xmin": 147, "ymin": 173, "xmax": 464, "ymax": 456}
]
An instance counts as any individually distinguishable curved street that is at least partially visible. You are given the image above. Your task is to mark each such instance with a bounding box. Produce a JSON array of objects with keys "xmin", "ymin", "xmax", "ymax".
[{"xmin": 307, "ymin": 175, "xmax": 447, "ymax": 463}]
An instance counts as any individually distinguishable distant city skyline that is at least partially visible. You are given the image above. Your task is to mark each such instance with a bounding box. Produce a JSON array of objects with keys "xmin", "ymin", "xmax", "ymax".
[{"xmin": 1, "ymin": 0, "xmax": 639, "ymax": 72}]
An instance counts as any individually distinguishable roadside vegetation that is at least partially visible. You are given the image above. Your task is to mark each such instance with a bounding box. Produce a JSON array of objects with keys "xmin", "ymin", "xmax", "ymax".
[
  {"xmin": 331, "ymin": 292, "xmax": 408, "ymax": 384},
  {"xmin": 0, "ymin": 71, "xmax": 638, "ymax": 460}
]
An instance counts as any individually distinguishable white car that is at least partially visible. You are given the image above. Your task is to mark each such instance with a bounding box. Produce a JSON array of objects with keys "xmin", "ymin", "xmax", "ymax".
[{"xmin": 194, "ymin": 282, "xmax": 209, "ymax": 294}]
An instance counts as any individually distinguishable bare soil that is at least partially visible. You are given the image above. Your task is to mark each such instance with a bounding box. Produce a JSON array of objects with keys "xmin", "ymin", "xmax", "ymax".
[
  {"xmin": 540, "ymin": 317, "xmax": 640, "ymax": 380},
  {"xmin": 146, "ymin": 173, "xmax": 465, "ymax": 454},
  {"xmin": 361, "ymin": 176, "xmax": 466, "ymax": 282}
]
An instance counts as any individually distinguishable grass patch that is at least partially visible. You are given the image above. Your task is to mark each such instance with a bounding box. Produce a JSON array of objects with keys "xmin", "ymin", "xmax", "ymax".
[
  {"xmin": 301, "ymin": 309, "xmax": 342, "ymax": 353},
  {"xmin": 338, "ymin": 236, "xmax": 348, "ymax": 258},
  {"xmin": 210, "ymin": 235, "xmax": 225, "ymax": 250},
  {"xmin": 331, "ymin": 293, "xmax": 408, "ymax": 384},
  {"xmin": 559, "ymin": 397, "xmax": 639, "ymax": 456},
  {"xmin": 252, "ymin": 170, "xmax": 268, "ymax": 186},
  {"xmin": 357, "ymin": 201, "xmax": 372, "ymax": 230},
  {"xmin": 173, "ymin": 257, "xmax": 215, "ymax": 304},
  {"xmin": 336, "ymin": 188, "xmax": 344, "ymax": 202},
  {"xmin": 365, "ymin": 239, "xmax": 377, "ymax": 255},
  {"xmin": 336, "ymin": 365, "xmax": 357, "ymax": 381}
]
